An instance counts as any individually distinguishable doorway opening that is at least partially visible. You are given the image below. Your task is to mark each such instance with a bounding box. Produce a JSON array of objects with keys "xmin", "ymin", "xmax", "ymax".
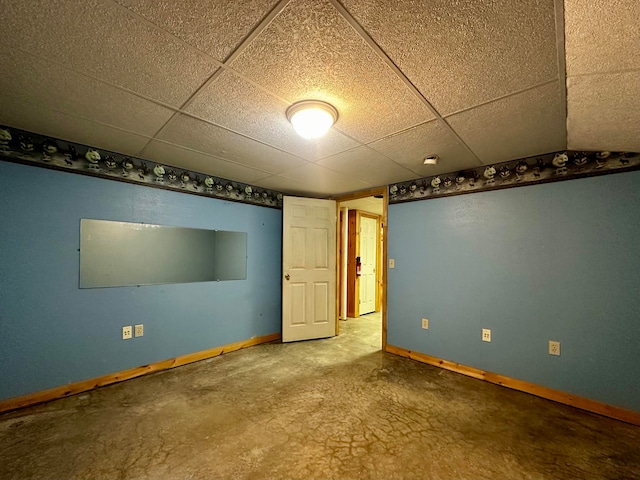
[{"xmin": 334, "ymin": 187, "xmax": 388, "ymax": 350}]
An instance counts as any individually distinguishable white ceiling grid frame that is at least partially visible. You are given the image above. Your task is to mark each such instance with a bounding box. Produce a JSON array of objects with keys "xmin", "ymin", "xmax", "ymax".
[
  {"xmin": 333, "ymin": 0, "xmax": 564, "ymax": 162},
  {"xmin": 256, "ymin": 162, "xmax": 372, "ymax": 197},
  {"xmin": 367, "ymin": 119, "xmax": 482, "ymax": 178},
  {"xmin": 137, "ymin": 0, "xmax": 294, "ymax": 150},
  {"xmin": 0, "ymin": 47, "xmax": 174, "ymax": 138},
  {"xmin": 0, "ymin": 0, "xmax": 222, "ymax": 107},
  {"xmin": 564, "ymin": 0, "xmax": 640, "ymax": 152},
  {"xmin": 132, "ymin": 0, "xmax": 420, "ymax": 191},
  {"xmin": 184, "ymin": 71, "xmax": 361, "ymax": 162},
  {"xmin": 446, "ymin": 81, "xmax": 567, "ymax": 164},
  {"xmin": 315, "ymin": 144, "xmax": 419, "ymax": 186},
  {"xmin": 0, "ymin": 95, "xmax": 153, "ymax": 156},
  {"xmin": 111, "ymin": 0, "xmax": 284, "ymax": 64},
  {"xmin": 0, "ymin": 0, "xmax": 637, "ymax": 197},
  {"xmin": 125, "ymin": 0, "xmax": 395, "ymax": 192},
  {"xmin": 154, "ymin": 114, "xmax": 309, "ymax": 175},
  {"xmin": 141, "ymin": 140, "xmax": 278, "ymax": 184},
  {"xmin": 143, "ymin": 0, "xmax": 435, "ymax": 192},
  {"xmin": 554, "ymin": 0, "xmax": 568, "ymax": 142},
  {"xmin": 328, "ymin": 0, "xmax": 483, "ymax": 168},
  {"xmin": 114, "ymin": 0, "xmax": 371, "ymax": 191},
  {"xmin": 0, "ymin": 0, "xmax": 213, "ymax": 155},
  {"xmin": 228, "ymin": 0, "xmax": 435, "ymax": 143},
  {"xmin": 0, "ymin": 1, "xmax": 327, "ymax": 189}
]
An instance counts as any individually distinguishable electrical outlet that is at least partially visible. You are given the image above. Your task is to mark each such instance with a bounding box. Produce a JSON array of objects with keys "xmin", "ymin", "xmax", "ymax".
[
  {"xmin": 482, "ymin": 328, "xmax": 491, "ymax": 342},
  {"xmin": 549, "ymin": 340, "xmax": 560, "ymax": 356},
  {"xmin": 134, "ymin": 324, "xmax": 144, "ymax": 338},
  {"xmin": 122, "ymin": 326, "xmax": 132, "ymax": 340},
  {"xmin": 421, "ymin": 318, "xmax": 429, "ymax": 330},
  {"xmin": 389, "ymin": 258, "xmax": 395, "ymax": 269}
]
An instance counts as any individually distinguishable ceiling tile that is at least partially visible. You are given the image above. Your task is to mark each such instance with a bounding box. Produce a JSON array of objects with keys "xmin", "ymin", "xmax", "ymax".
[
  {"xmin": 0, "ymin": 47, "xmax": 174, "ymax": 137},
  {"xmin": 156, "ymin": 114, "xmax": 309, "ymax": 174},
  {"xmin": 565, "ymin": 0, "xmax": 640, "ymax": 75},
  {"xmin": 0, "ymin": 96, "xmax": 150, "ymax": 156},
  {"xmin": 255, "ymin": 164, "xmax": 371, "ymax": 197},
  {"xmin": 1, "ymin": 0, "xmax": 219, "ymax": 107},
  {"xmin": 252, "ymin": 175, "xmax": 321, "ymax": 197},
  {"xmin": 341, "ymin": 0, "xmax": 558, "ymax": 115},
  {"xmin": 447, "ymin": 82, "xmax": 567, "ymax": 164},
  {"xmin": 141, "ymin": 141, "xmax": 272, "ymax": 184},
  {"xmin": 315, "ymin": 146, "xmax": 418, "ymax": 185},
  {"xmin": 113, "ymin": 0, "xmax": 280, "ymax": 62},
  {"xmin": 567, "ymin": 72, "xmax": 640, "ymax": 152},
  {"xmin": 229, "ymin": 0, "xmax": 434, "ymax": 143},
  {"xmin": 368, "ymin": 120, "xmax": 481, "ymax": 177},
  {"xmin": 186, "ymin": 70, "xmax": 359, "ymax": 160}
]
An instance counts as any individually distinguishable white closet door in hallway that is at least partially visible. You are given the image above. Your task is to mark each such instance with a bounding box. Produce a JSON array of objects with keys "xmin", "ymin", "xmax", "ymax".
[{"xmin": 359, "ymin": 215, "xmax": 377, "ymax": 315}]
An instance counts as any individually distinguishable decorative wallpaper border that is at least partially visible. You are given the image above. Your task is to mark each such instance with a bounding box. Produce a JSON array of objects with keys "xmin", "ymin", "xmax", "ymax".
[
  {"xmin": 389, "ymin": 150, "xmax": 640, "ymax": 204},
  {"xmin": 0, "ymin": 126, "xmax": 284, "ymax": 209}
]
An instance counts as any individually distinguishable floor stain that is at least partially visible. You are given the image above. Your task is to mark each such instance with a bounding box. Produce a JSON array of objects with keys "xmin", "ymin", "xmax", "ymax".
[{"xmin": 0, "ymin": 313, "xmax": 638, "ymax": 479}]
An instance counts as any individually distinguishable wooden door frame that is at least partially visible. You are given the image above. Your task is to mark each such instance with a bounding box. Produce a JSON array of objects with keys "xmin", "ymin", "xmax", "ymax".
[
  {"xmin": 346, "ymin": 209, "xmax": 359, "ymax": 318},
  {"xmin": 333, "ymin": 187, "xmax": 388, "ymax": 350}
]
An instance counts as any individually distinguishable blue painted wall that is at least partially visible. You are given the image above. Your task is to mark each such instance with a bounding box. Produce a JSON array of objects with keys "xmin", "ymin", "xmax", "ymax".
[
  {"xmin": 0, "ymin": 161, "xmax": 282, "ymax": 401},
  {"xmin": 388, "ymin": 171, "xmax": 640, "ymax": 413}
]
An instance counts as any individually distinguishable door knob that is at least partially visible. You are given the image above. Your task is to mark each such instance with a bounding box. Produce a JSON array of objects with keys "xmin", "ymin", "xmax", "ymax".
[{"xmin": 285, "ymin": 274, "xmax": 290, "ymax": 280}]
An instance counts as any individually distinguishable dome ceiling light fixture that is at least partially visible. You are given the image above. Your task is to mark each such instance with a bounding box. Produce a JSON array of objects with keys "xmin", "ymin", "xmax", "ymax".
[
  {"xmin": 423, "ymin": 155, "xmax": 439, "ymax": 165},
  {"xmin": 286, "ymin": 100, "xmax": 338, "ymax": 140}
]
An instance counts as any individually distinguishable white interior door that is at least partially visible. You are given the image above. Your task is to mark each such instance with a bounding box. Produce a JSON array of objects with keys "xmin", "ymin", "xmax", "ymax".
[
  {"xmin": 359, "ymin": 215, "xmax": 377, "ymax": 315},
  {"xmin": 282, "ymin": 196, "xmax": 336, "ymax": 342}
]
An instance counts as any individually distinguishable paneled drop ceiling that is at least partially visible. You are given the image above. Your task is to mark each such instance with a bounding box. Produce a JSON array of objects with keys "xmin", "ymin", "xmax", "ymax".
[{"xmin": 0, "ymin": 0, "xmax": 638, "ymax": 197}]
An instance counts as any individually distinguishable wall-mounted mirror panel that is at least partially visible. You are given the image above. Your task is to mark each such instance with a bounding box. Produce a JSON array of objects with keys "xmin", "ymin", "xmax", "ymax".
[{"xmin": 80, "ymin": 219, "xmax": 247, "ymax": 288}]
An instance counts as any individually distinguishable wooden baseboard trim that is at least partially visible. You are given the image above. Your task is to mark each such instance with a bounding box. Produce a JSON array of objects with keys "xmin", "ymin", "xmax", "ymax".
[
  {"xmin": 385, "ymin": 344, "xmax": 640, "ymax": 426},
  {"xmin": 0, "ymin": 332, "xmax": 281, "ymax": 414}
]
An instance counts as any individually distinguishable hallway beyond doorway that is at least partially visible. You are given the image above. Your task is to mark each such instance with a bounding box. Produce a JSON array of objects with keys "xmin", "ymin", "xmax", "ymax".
[{"xmin": 342, "ymin": 310, "xmax": 383, "ymax": 350}]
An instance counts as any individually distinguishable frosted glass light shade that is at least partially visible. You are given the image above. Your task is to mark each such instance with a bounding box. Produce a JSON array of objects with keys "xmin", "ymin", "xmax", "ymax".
[{"xmin": 286, "ymin": 100, "xmax": 338, "ymax": 140}]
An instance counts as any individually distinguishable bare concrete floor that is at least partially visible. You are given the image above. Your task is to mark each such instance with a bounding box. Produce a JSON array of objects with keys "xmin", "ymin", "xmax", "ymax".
[{"xmin": 1, "ymin": 313, "xmax": 639, "ymax": 480}]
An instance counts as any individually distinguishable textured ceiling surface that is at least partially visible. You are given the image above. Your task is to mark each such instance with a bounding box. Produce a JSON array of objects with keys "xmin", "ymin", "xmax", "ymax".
[{"xmin": 0, "ymin": 0, "xmax": 638, "ymax": 197}]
